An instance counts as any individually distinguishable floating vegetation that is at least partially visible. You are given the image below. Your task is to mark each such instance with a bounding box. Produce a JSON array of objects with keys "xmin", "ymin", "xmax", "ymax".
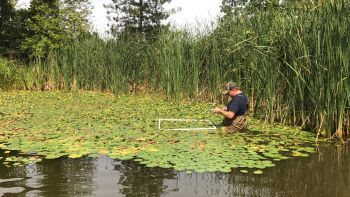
[
  {"xmin": 0, "ymin": 91, "xmax": 317, "ymax": 173},
  {"xmin": 253, "ymin": 170, "xmax": 264, "ymax": 175},
  {"xmin": 240, "ymin": 170, "xmax": 248, "ymax": 174},
  {"xmin": 2, "ymin": 156, "xmax": 42, "ymax": 167}
]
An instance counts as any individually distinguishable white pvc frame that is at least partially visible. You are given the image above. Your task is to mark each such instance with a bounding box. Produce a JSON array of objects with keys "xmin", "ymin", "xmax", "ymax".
[{"xmin": 158, "ymin": 119, "xmax": 217, "ymax": 131}]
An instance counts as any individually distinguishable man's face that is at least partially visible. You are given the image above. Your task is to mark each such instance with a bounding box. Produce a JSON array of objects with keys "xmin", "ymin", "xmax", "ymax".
[{"xmin": 229, "ymin": 88, "xmax": 238, "ymax": 97}]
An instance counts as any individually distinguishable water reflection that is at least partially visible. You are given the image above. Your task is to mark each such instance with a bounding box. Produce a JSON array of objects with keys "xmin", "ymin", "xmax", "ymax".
[
  {"xmin": 32, "ymin": 156, "xmax": 95, "ymax": 197},
  {"xmin": 115, "ymin": 160, "xmax": 176, "ymax": 196},
  {"xmin": 160, "ymin": 145, "xmax": 350, "ymax": 197},
  {"xmin": 0, "ymin": 145, "xmax": 349, "ymax": 197},
  {"xmin": 0, "ymin": 187, "xmax": 25, "ymax": 196},
  {"xmin": 90, "ymin": 156, "xmax": 122, "ymax": 196},
  {"xmin": 0, "ymin": 153, "xmax": 96, "ymax": 197}
]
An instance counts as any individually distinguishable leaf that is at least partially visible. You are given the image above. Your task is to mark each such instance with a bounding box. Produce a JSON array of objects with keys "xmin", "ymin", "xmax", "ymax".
[{"xmin": 253, "ymin": 170, "xmax": 263, "ymax": 175}]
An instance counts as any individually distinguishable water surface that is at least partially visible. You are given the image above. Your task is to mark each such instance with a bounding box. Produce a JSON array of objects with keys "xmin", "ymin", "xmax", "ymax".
[{"xmin": 0, "ymin": 144, "xmax": 349, "ymax": 197}]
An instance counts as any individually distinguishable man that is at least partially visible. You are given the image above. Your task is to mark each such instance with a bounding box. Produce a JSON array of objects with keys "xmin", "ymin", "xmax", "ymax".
[{"xmin": 213, "ymin": 82, "xmax": 248, "ymax": 132}]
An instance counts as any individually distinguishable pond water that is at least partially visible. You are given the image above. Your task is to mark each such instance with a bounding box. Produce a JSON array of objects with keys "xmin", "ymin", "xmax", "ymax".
[{"xmin": 0, "ymin": 143, "xmax": 349, "ymax": 197}]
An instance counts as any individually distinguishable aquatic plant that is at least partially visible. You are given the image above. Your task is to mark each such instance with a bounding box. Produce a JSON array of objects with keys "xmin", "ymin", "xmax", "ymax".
[{"xmin": 0, "ymin": 91, "xmax": 317, "ymax": 174}]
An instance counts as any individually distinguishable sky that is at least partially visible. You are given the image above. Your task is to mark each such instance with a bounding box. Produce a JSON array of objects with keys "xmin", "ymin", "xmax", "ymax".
[{"xmin": 16, "ymin": 0, "xmax": 222, "ymax": 34}]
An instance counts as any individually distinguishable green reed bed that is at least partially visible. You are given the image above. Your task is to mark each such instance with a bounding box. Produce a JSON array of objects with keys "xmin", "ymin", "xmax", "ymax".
[{"xmin": 4, "ymin": 0, "xmax": 349, "ymax": 137}]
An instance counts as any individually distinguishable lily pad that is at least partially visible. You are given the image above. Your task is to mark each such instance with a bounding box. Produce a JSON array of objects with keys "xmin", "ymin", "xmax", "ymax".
[
  {"xmin": 253, "ymin": 170, "xmax": 263, "ymax": 175},
  {"xmin": 0, "ymin": 91, "xmax": 318, "ymax": 171}
]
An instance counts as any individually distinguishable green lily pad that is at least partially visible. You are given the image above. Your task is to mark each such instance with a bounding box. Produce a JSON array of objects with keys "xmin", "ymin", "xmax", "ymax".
[
  {"xmin": 0, "ymin": 91, "xmax": 318, "ymax": 170},
  {"xmin": 253, "ymin": 170, "xmax": 263, "ymax": 175}
]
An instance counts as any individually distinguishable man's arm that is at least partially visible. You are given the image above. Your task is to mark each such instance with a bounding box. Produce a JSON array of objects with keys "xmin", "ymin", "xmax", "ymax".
[{"xmin": 213, "ymin": 107, "xmax": 235, "ymax": 119}]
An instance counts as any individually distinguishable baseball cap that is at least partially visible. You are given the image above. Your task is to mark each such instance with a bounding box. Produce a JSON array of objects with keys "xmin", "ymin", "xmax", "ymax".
[{"xmin": 222, "ymin": 82, "xmax": 238, "ymax": 94}]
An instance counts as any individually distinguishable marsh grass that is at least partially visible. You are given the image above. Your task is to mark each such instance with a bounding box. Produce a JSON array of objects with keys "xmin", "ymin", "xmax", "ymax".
[{"xmin": 8, "ymin": 0, "xmax": 349, "ymax": 137}]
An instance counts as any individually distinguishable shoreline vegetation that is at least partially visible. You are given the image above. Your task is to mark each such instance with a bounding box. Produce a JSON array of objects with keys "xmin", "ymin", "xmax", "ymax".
[{"xmin": 0, "ymin": 0, "xmax": 349, "ymax": 139}]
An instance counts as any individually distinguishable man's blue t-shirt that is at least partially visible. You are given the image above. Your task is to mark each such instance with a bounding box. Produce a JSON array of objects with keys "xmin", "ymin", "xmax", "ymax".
[{"xmin": 227, "ymin": 92, "xmax": 248, "ymax": 116}]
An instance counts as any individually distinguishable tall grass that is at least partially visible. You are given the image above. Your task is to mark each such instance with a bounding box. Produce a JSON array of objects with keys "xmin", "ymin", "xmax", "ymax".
[
  {"xmin": 12, "ymin": 0, "xmax": 349, "ymax": 137},
  {"xmin": 0, "ymin": 58, "xmax": 25, "ymax": 90}
]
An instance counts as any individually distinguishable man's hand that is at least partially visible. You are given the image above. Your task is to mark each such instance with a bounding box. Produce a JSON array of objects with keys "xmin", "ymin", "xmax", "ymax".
[
  {"xmin": 213, "ymin": 107, "xmax": 235, "ymax": 119},
  {"xmin": 213, "ymin": 107, "xmax": 221, "ymax": 114},
  {"xmin": 222, "ymin": 106, "xmax": 227, "ymax": 111}
]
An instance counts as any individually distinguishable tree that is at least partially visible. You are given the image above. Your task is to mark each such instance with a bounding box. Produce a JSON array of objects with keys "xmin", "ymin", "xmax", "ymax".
[
  {"xmin": 221, "ymin": 0, "xmax": 249, "ymax": 15},
  {"xmin": 105, "ymin": 0, "xmax": 173, "ymax": 36},
  {"xmin": 0, "ymin": 0, "xmax": 27, "ymax": 55},
  {"xmin": 20, "ymin": 0, "xmax": 63, "ymax": 57},
  {"xmin": 0, "ymin": 0, "xmax": 14, "ymax": 28},
  {"xmin": 60, "ymin": 0, "xmax": 92, "ymax": 40},
  {"xmin": 0, "ymin": 0, "xmax": 15, "ymax": 52},
  {"xmin": 21, "ymin": 0, "xmax": 91, "ymax": 57},
  {"xmin": 221, "ymin": 0, "xmax": 280, "ymax": 16}
]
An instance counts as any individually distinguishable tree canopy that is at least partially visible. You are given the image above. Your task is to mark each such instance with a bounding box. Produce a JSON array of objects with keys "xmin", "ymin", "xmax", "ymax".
[
  {"xmin": 0, "ymin": 0, "xmax": 15, "ymax": 27},
  {"xmin": 0, "ymin": 0, "xmax": 92, "ymax": 58},
  {"xmin": 221, "ymin": 0, "xmax": 280, "ymax": 16},
  {"xmin": 105, "ymin": 0, "xmax": 173, "ymax": 37},
  {"xmin": 22, "ymin": 0, "xmax": 91, "ymax": 57},
  {"xmin": 0, "ymin": 0, "xmax": 20, "ymax": 53}
]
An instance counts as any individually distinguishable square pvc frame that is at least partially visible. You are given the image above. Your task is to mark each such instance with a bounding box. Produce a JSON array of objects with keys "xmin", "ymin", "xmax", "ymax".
[{"xmin": 158, "ymin": 119, "xmax": 217, "ymax": 131}]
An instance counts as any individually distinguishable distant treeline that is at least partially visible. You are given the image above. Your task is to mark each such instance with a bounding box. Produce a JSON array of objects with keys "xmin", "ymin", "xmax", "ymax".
[{"xmin": 0, "ymin": 0, "xmax": 349, "ymax": 138}]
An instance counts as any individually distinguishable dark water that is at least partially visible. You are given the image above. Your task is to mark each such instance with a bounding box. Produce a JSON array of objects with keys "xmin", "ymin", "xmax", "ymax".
[{"xmin": 0, "ymin": 143, "xmax": 349, "ymax": 197}]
